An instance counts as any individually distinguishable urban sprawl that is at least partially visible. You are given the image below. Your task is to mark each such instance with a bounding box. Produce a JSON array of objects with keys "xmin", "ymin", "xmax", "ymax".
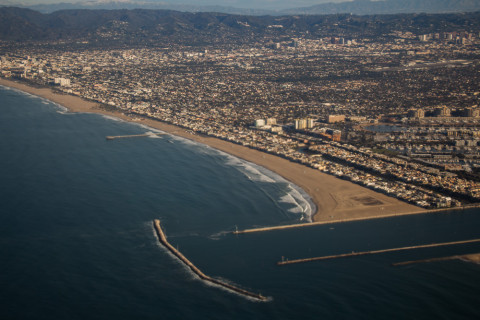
[{"xmin": 2, "ymin": 28, "xmax": 480, "ymax": 209}]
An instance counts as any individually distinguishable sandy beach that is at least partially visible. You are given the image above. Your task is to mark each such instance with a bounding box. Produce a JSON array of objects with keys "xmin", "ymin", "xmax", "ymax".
[{"xmin": 0, "ymin": 77, "xmax": 426, "ymax": 223}]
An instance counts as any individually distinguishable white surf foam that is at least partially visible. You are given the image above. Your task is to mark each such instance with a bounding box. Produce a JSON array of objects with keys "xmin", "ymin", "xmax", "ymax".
[
  {"xmin": 224, "ymin": 155, "xmax": 276, "ymax": 183},
  {"xmin": 146, "ymin": 131, "xmax": 162, "ymax": 139},
  {"xmin": 221, "ymin": 154, "xmax": 314, "ymax": 221},
  {"xmin": 2, "ymin": 80, "xmax": 314, "ymax": 221},
  {"xmin": 208, "ymin": 230, "xmax": 231, "ymax": 241},
  {"xmin": 278, "ymin": 185, "xmax": 314, "ymax": 221},
  {"xmin": 149, "ymin": 222, "xmax": 199, "ymax": 281},
  {"xmin": 0, "ymin": 84, "xmax": 71, "ymax": 113},
  {"xmin": 164, "ymin": 139, "xmax": 316, "ymax": 222},
  {"xmin": 173, "ymin": 135, "xmax": 211, "ymax": 147},
  {"xmin": 2, "ymin": 86, "xmax": 40, "ymax": 100},
  {"xmin": 53, "ymin": 102, "xmax": 69, "ymax": 113},
  {"xmin": 279, "ymin": 194, "xmax": 304, "ymax": 214},
  {"xmin": 211, "ymin": 276, "xmax": 272, "ymax": 303},
  {"xmin": 100, "ymin": 114, "xmax": 125, "ymax": 122},
  {"xmin": 133, "ymin": 123, "xmax": 165, "ymax": 133}
]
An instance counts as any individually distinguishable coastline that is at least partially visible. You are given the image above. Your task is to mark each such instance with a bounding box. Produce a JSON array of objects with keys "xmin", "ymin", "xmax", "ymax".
[{"xmin": 0, "ymin": 78, "xmax": 426, "ymax": 222}]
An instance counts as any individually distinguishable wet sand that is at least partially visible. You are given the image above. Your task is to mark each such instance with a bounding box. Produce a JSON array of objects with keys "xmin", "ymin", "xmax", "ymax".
[{"xmin": 0, "ymin": 78, "xmax": 426, "ymax": 222}]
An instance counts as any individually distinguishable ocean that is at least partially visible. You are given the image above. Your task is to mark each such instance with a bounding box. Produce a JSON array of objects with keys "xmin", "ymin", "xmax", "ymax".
[{"xmin": 1, "ymin": 85, "xmax": 479, "ymax": 319}]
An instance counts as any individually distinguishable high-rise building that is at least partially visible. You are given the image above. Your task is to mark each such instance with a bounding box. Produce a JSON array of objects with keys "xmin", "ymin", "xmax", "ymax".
[
  {"xmin": 419, "ymin": 34, "xmax": 428, "ymax": 41},
  {"xmin": 464, "ymin": 107, "xmax": 480, "ymax": 118},
  {"xmin": 266, "ymin": 118, "xmax": 277, "ymax": 125},
  {"xmin": 433, "ymin": 106, "xmax": 451, "ymax": 117},
  {"xmin": 307, "ymin": 118, "xmax": 314, "ymax": 128},
  {"xmin": 255, "ymin": 119, "xmax": 266, "ymax": 127},
  {"xmin": 295, "ymin": 119, "xmax": 307, "ymax": 130},
  {"xmin": 407, "ymin": 108, "xmax": 425, "ymax": 118},
  {"xmin": 295, "ymin": 118, "xmax": 314, "ymax": 130},
  {"xmin": 54, "ymin": 77, "xmax": 71, "ymax": 87},
  {"xmin": 327, "ymin": 115, "xmax": 346, "ymax": 123}
]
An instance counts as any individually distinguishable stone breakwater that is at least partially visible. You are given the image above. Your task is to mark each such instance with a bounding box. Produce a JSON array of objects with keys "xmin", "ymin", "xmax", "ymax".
[{"xmin": 153, "ymin": 220, "xmax": 267, "ymax": 301}]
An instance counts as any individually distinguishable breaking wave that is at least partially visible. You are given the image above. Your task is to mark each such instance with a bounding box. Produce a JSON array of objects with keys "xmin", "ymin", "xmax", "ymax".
[
  {"xmin": 136, "ymin": 124, "xmax": 165, "ymax": 134},
  {"xmin": 100, "ymin": 114, "xmax": 125, "ymax": 122},
  {"xmin": 166, "ymin": 135, "xmax": 314, "ymax": 222},
  {"xmin": 222, "ymin": 154, "xmax": 314, "ymax": 221}
]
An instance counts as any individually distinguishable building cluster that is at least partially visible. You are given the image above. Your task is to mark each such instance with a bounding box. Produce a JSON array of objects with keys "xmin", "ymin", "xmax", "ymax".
[
  {"xmin": 253, "ymin": 118, "xmax": 283, "ymax": 133},
  {"xmin": 407, "ymin": 106, "xmax": 480, "ymax": 119},
  {"xmin": 294, "ymin": 118, "xmax": 315, "ymax": 130},
  {"xmin": 418, "ymin": 31, "xmax": 478, "ymax": 44},
  {"xmin": 371, "ymin": 125, "xmax": 480, "ymax": 170},
  {"xmin": 1, "ymin": 26, "xmax": 480, "ymax": 209},
  {"xmin": 309, "ymin": 142, "xmax": 476, "ymax": 207}
]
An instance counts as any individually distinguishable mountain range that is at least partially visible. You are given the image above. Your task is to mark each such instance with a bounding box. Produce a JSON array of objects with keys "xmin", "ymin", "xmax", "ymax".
[
  {"xmin": 1, "ymin": 6, "xmax": 479, "ymax": 45},
  {"xmin": 2, "ymin": 0, "xmax": 480, "ymax": 15}
]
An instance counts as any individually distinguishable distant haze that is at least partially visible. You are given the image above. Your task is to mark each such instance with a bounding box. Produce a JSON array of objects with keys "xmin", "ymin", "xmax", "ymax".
[
  {"xmin": 147, "ymin": 0, "xmax": 347, "ymax": 10},
  {"xmin": 2, "ymin": 0, "xmax": 479, "ymax": 15},
  {"xmin": 1, "ymin": 0, "xmax": 348, "ymax": 10}
]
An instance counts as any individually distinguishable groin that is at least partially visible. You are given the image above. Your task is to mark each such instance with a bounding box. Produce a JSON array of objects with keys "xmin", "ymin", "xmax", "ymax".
[
  {"xmin": 234, "ymin": 206, "xmax": 478, "ymax": 235},
  {"xmin": 233, "ymin": 212, "xmax": 424, "ymax": 235},
  {"xmin": 152, "ymin": 220, "xmax": 267, "ymax": 301},
  {"xmin": 277, "ymin": 238, "xmax": 480, "ymax": 266}
]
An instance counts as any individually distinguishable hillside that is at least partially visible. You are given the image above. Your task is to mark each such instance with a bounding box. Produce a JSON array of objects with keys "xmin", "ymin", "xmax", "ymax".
[{"xmin": 0, "ymin": 7, "xmax": 479, "ymax": 45}]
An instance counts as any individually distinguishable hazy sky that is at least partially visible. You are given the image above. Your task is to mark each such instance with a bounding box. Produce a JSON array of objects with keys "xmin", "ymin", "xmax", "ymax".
[
  {"xmin": 3, "ymin": 0, "xmax": 354, "ymax": 10},
  {"xmin": 160, "ymin": 0, "xmax": 350, "ymax": 9}
]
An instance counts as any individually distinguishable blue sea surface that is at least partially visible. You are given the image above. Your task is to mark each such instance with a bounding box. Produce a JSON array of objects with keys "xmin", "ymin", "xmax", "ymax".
[{"xmin": 1, "ymin": 86, "xmax": 480, "ymax": 319}]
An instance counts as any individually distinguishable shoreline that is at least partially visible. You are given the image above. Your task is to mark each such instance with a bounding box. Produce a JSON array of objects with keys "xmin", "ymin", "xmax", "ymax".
[{"xmin": 0, "ymin": 77, "xmax": 426, "ymax": 223}]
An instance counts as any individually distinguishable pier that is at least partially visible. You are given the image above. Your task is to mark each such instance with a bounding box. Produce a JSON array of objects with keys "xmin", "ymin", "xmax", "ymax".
[
  {"xmin": 106, "ymin": 132, "xmax": 166, "ymax": 140},
  {"xmin": 153, "ymin": 220, "xmax": 267, "ymax": 301},
  {"xmin": 277, "ymin": 238, "xmax": 480, "ymax": 266}
]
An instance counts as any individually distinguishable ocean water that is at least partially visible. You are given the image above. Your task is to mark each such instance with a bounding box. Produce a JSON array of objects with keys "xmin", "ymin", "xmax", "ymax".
[{"xmin": 0, "ymin": 86, "xmax": 480, "ymax": 319}]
